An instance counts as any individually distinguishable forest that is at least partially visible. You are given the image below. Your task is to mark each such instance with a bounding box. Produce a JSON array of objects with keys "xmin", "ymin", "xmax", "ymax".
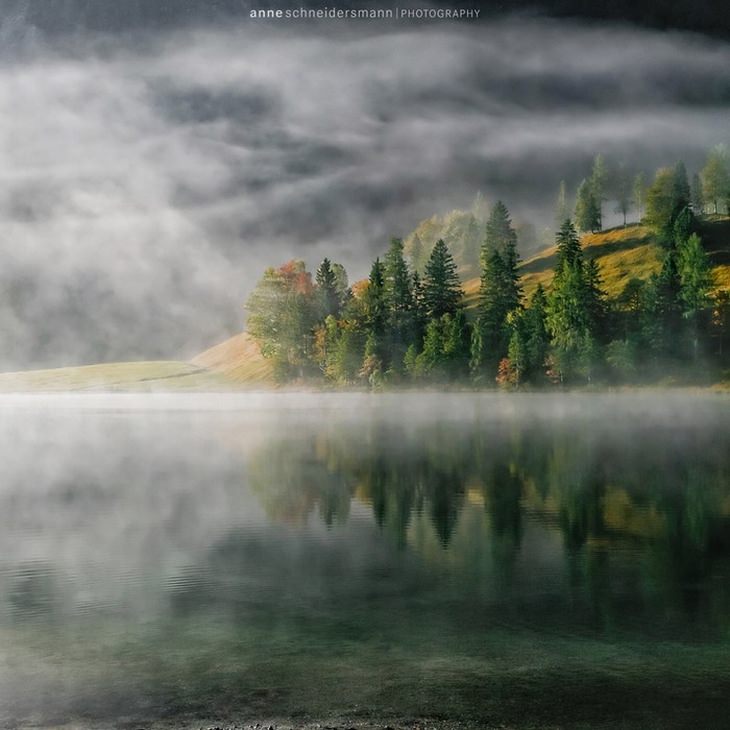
[{"xmin": 246, "ymin": 146, "xmax": 730, "ymax": 387}]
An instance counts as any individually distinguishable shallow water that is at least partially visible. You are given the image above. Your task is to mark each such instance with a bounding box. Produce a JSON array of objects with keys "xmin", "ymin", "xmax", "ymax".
[{"xmin": 1, "ymin": 392, "xmax": 729, "ymax": 728}]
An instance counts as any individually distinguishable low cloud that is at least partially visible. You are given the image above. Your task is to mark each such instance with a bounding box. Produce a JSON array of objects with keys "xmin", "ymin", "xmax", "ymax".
[{"xmin": 0, "ymin": 13, "xmax": 728, "ymax": 367}]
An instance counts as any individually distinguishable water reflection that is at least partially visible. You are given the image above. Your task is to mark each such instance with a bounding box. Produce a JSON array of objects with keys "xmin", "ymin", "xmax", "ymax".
[
  {"xmin": 248, "ymin": 409, "xmax": 730, "ymax": 638},
  {"xmin": 0, "ymin": 393, "xmax": 729, "ymax": 727}
]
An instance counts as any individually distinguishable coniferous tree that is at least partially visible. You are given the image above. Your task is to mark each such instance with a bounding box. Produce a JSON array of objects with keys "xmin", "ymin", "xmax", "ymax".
[
  {"xmin": 590, "ymin": 154, "xmax": 608, "ymax": 228},
  {"xmin": 443, "ymin": 309, "xmax": 471, "ymax": 378},
  {"xmin": 633, "ymin": 172, "xmax": 647, "ymax": 220},
  {"xmin": 362, "ymin": 258, "xmax": 386, "ymax": 368},
  {"xmin": 383, "ymin": 238, "xmax": 415, "ymax": 371},
  {"xmin": 546, "ymin": 261, "xmax": 588, "ymax": 382},
  {"xmin": 471, "ymin": 249, "xmax": 507, "ymax": 378},
  {"xmin": 315, "ymin": 258, "xmax": 340, "ymax": 320},
  {"xmin": 642, "ymin": 251, "xmax": 683, "ymax": 360},
  {"xmin": 583, "ymin": 258, "xmax": 607, "ymax": 339},
  {"xmin": 555, "ymin": 218, "xmax": 582, "ymax": 269},
  {"xmin": 471, "ymin": 203, "xmax": 522, "ymax": 378},
  {"xmin": 485, "ymin": 201, "xmax": 521, "ymax": 311},
  {"xmin": 673, "ymin": 161, "xmax": 691, "ymax": 210},
  {"xmin": 524, "ymin": 284, "xmax": 549, "ymax": 382},
  {"xmin": 575, "ymin": 180, "xmax": 601, "ymax": 233},
  {"xmin": 691, "ymin": 172, "xmax": 705, "ymax": 214},
  {"xmin": 545, "ymin": 220, "xmax": 601, "ymax": 382},
  {"xmin": 678, "ymin": 232, "xmax": 713, "ymax": 360},
  {"xmin": 423, "ymin": 239, "xmax": 461, "ymax": 319}
]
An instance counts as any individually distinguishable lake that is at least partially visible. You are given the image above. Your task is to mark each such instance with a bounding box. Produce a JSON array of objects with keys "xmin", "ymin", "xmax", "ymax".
[{"xmin": 1, "ymin": 392, "xmax": 729, "ymax": 729}]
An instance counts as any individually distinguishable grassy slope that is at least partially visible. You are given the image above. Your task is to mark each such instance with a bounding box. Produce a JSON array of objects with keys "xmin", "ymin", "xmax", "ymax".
[
  {"xmin": 191, "ymin": 332, "xmax": 275, "ymax": 384},
  {"xmin": 464, "ymin": 215, "xmax": 730, "ymax": 305},
  {"xmin": 0, "ymin": 333, "xmax": 275, "ymax": 392},
  {"xmin": 0, "ymin": 360, "xmax": 232, "ymax": 393}
]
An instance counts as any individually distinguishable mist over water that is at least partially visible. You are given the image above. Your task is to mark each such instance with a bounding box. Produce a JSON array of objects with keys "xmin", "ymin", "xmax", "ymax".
[{"xmin": 1, "ymin": 392, "xmax": 729, "ymax": 728}]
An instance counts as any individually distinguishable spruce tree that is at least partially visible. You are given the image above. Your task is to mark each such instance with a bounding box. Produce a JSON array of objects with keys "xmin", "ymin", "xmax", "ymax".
[
  {"xmin": 362, "ymin": 258, "xmax": 386, "ymax": 364},
  {"xmin": 484, "ymin": 201, "xmax": 521, "ymax": 311},
  {"xmin": 471, "ymin": 248, "xmax": 508, "ymax": 378},
  {"xmin": 471, "ymin": 202, "xmax": 523, "ymax": 379},
  {"xmin": 383, "ymin": 237, "xmax": 415, "ymax": 371},
  {"xmin": 678, "ymin": 232, "xmax": 713, "ymax": 360},
  {"xmin": 575, "ymin": 180, "xmax": 600, "ymax": 233},
  {"xmin": 590, "ymin": 154, "xmax": 608, "ymax": 229},
  {"xmin": 443, "ymin": 309, "xmax": 471, "ymax": 379},
  {"xmin": 642, "ymin": 251, "xmax": 683, "ymax": 360},
  {"xmin": 423, "ymin": 239, "xmax": 461, "ymax": 319},
  {"xmin": 673, "ymin": 161, "xmax": 691, "ymax": 211},
  {"xmin": 315, "ymin": 258, "xmax": 340, "ymax": 320},
  {"xmin": 555, "ymin": 219, "xmax": 582, "ymax": 270},
  {"xmin": 691, "ymin": 172, "xmax": 705, "ymax": 214},
  {"xmin": 524, "ymin": 284, "xmax": 549, "ymax": 380}
]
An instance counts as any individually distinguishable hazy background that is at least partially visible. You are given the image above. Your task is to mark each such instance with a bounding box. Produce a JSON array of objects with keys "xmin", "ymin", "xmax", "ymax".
[{"xmin": 1, "ymin": 0, "xmax": 729, "ymax": 367}]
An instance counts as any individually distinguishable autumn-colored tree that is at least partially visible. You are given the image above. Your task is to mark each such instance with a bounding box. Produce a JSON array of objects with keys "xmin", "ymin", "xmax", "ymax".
[{"xmin": 246, "ymin": 260, "xmax": 317, "ymax": 378}]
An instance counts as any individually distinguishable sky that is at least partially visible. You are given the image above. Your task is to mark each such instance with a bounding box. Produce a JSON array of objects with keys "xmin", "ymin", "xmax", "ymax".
[{"xmin": 0, "ymin": 1, "xmax": 729, "ymax": 367}]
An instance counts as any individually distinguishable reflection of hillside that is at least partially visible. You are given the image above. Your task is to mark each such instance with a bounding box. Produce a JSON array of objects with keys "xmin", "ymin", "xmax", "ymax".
[{"xmin": 246, "ymin": 416, "xmax": 730, "ymax": 634}]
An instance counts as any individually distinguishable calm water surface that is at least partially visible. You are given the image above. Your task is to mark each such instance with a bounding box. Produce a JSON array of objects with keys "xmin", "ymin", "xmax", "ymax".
[{"xmin": 1, "ymin": 392, "xmax": 729, "ymax": 729}]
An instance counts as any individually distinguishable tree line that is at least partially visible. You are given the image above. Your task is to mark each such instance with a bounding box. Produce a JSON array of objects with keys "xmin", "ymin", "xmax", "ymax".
[{"xmin": 246, "ymin": 148, "xmax": 730, "ymax": 387}]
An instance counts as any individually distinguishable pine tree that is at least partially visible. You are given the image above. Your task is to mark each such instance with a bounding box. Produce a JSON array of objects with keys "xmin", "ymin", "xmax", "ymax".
[
  {"xmin": 590, "ymin": 154, "xmax": 608, "ymax": 228},
  {"xmin": 555, "ymin": 219, "xmax": 582, "ymax": 270},
  {"xmin": 633, "ymin": 172, "xmax": 647, "ymax": 220},
  {"xmin": 673, "ymin": 161, "xmax": 691, "ymax": 211},
  {"xmin": 471, "ymin": 248, "xmax": 508, "ymax": 378},
  {"xmin": 678, "ymin": 232, "xmax": 713, "ymax": 360},
  {"xmin": 423, "ymin": 239, "xmax": 461, "ymax": 319},
  {"xmin": 471, "ymin": 202, "xmax": 522, "ymax": 378},
  {"xmin": 574, "ymin": 179, "xmax": 600, "ymax": 233},
  {"xmin": 362, "ymin": 258, "xmax": 386, "ymax": 364},
  {"xmin": 443, "ymin": 309, "xmax": 471, "ymax": 378},
  {"xmin": 583, "ymin": 258, "xmax": 606, "ymax": 338},
  {"xmin": 642, "ymin": 251, "xmax": 683, "ymax": 360},
  {"xmin": 383, "ymin": 237, "xmax": 415, "ymax": 371},
  {"xmin": 524, "ymin": 284, "xmax": 549, "ymax": 381},
  {"xmin": 315, "ymin": 258, "xmax": 340, "ymax": 320},
  {"xmin": 672, "ymin": 206, "xmax": 695, "ymax": 248},
  {"xmin": 691, "ymin": 172, "xmax": 705, "ymax": 214},
  {"xmin": 546, "ymin": 260, "xmax": 590, "ymax": 382},
  {"xmin": 545, "ymin": 222, "xmax": 600, "ymax": 382},
  {"xmin": 484, "ymin": 201, "xmax": 521, "ymax": 311}
]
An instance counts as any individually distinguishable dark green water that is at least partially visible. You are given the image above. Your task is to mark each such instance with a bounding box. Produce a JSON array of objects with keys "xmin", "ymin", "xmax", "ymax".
[{"xmin": 1, "ymin": 392, "xmax": 729, "ymax": 729}]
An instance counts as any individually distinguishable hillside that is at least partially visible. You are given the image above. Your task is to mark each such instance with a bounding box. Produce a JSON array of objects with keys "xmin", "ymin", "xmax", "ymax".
[
  {"xmin": 464, "ymin": 216, "xmax": 730, "ymax": 306},
  {"xmin": 0, "ymin": 333, "xmax": 275, "ymax": 393},
  {"xmin": 0, "ymin": 360, "xmax": 232, "ymax": 393},
  {"xmin": 191, "ymin": 332, "xmax": 275, "ymax": 384}
]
